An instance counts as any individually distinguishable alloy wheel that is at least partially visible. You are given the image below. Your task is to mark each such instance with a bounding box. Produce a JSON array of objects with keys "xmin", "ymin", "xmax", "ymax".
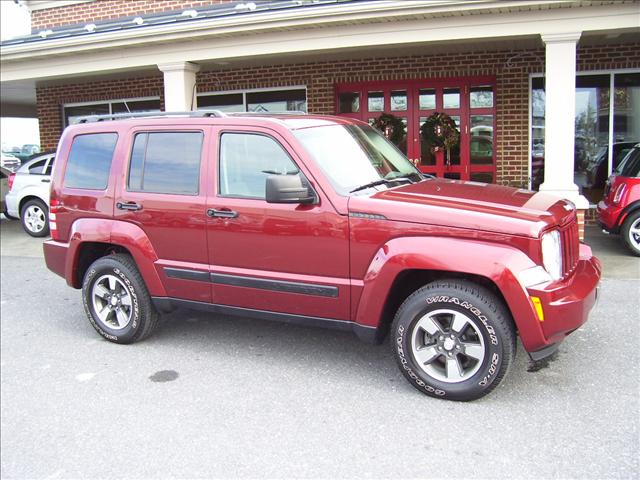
[
  {"xmin": 24, "ymin": 205, "xmax": 46, "ymax": 233},
  {"xmin": 91, "ymin": 274, "xmax": 133, "ymax": 330},
  {"xmin": 410, "ymin": 309, "xmax": 486, "ymax": 383}
]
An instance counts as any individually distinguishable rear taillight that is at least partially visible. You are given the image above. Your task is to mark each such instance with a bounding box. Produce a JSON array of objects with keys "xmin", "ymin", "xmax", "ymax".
[
  {"xmin": 49, "ymin": 197, "xmax": 59, "ymax": 240},
  {"xmin": 613, "ymin": 183, "xmax": 627, "ymax": 205},
  {"xmin": 7, "ymin": 173, "xmax": 15, "ymax": 191}
]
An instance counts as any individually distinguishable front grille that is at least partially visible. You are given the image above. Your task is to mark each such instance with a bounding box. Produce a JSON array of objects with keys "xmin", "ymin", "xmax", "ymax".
[{"xmin": 561, "ymin": 220, "xmax": 580, "ymax": 277}]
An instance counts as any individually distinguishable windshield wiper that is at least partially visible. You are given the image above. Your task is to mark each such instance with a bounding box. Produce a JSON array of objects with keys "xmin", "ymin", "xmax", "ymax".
[
  {"xmin": 349, "ymin": 176, "xmax": 414, "ymax": 193},
  {"xmin": 349, "ymin": 179, "xmax": 394, "ymax": 193}
]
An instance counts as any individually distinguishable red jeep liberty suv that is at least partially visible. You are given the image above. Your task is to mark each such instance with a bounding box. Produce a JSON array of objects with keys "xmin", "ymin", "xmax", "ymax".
[{"xmin": 43, "ymin": 112, "xmax": 601, "ymax": 401}]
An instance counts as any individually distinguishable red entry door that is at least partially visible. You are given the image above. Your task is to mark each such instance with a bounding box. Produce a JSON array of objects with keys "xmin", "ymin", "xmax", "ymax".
[{"xmin": 336, "ymin": 77, "xmax": 497, "ymax": 183}]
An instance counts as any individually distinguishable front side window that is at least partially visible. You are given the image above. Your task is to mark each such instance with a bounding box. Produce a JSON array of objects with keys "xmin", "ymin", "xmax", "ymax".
[
  {"xmin": 64, "ymin": 133, "xmax": 117, "ymax": 190},
  {"xmin": 128, "ymin": 132, "xmax": 203, "ymax": 195},
  {"xmin": 293, "ymin": 123, "xmax": 421, "ymax": 195},
  {"xmin": 219, "ymin": 133, "xmax": 299, "ymax": 199}
]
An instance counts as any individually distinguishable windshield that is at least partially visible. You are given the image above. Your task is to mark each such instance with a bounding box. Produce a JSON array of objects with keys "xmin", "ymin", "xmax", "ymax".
[{"xmin": 293, "ymin": 123, "xmax": 422, "ymax": 195}]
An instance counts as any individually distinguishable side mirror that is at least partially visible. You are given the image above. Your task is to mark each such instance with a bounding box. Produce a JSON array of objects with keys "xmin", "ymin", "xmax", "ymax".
[{"xmin": 265, "ymin": 173, "xmax": 317, "ymax": 204}]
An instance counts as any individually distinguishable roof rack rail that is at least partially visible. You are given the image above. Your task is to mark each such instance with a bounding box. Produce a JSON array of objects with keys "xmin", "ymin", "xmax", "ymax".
[
  {"xmin": 227, "ymin": 111, "xmax": 308, "ymax": 116},
  {"xmin": 76, "ymin": 110, "xmax": 226, "ymax": 123}
]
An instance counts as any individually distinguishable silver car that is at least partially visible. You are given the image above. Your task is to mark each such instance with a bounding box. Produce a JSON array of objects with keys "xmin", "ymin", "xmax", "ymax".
[{"xmin": 5, "ymin": 152, "xmax": 55, "ymax": 237}]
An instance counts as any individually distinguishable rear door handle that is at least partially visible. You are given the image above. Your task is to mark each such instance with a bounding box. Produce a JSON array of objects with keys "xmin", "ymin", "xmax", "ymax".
[
  {"xmin": 116, "ymin": 201, "xmax": 142, "ymax": 211},
  {"xmin": 41, "ymin": 178, "xmax": 51, "ymax": 183},
  {"xmin": 207, "ymin": 208, "xmax": 238, "ymax": 219}
]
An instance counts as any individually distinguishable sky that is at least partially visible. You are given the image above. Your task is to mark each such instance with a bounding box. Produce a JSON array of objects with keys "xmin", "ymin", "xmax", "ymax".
[{"xmin": 1, "ymin": 0, "xmax": 40, "ymax": 150}]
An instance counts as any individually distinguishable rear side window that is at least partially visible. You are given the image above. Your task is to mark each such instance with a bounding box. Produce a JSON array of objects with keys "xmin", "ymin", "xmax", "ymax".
[
  {"xmin": 27, "ymin": 159, "xmax": 47, "ymax": 174},
  {"xmin": 64, "ymin": 133, "xmax": 118, "ymax": 190},
  {"xmin": 128, "ymin": 132, "xmax": 203, "ymax": 195}
]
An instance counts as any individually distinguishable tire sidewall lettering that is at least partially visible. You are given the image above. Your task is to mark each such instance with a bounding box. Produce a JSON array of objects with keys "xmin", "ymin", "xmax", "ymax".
[{"xmin": 396, "ymin": 325, "xmax": 446, "ymax": 396}]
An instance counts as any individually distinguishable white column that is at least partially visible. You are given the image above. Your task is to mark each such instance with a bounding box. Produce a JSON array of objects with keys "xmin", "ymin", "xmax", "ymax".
[
  {"xmin": 539, "ymin": 32, "xmax": 588, "ymax": 209},
  {"xmin": 157, "ymin": 61, "xmax": 200, "ymax": 111}
]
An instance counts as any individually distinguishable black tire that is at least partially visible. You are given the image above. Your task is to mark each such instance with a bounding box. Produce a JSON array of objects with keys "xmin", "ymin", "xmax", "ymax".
[
  {"xmin": 82, "ymin": 254, "xmax": 159, "ymax": 344},
  {"xmin": 20, "ymin": 198, "xmax": 49, "ymax": 237},
  {"xmin": 391, "ymin": 279, "xmax": 516, "ymax": 401},
  {"xmin": 621, "ymin": 210, "xmax": 640, "ymax": 257}
]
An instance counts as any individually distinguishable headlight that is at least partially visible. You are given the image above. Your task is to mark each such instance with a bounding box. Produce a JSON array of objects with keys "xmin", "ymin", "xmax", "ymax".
[{"xmin": 541, "ymin": 230, "xmax": 562, "ymax": 281}]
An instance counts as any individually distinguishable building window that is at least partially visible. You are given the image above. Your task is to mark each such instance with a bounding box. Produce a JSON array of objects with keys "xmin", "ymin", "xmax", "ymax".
[
  {"xmin": 63, "ymin": 97, "xmax": 161, "ymax": 126},
  {"xmin": 530, "ymin": 71, "xmax": 640, "ymax": 205},
  {"xmin": 198, "ymin": 87, "xmax": 307, "ymax": 113}
]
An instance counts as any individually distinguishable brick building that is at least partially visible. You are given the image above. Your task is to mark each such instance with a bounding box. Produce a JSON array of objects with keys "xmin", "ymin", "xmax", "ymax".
[{"xmin": 1, "ymin": 0, "xmax": 639, "ymax": 221}]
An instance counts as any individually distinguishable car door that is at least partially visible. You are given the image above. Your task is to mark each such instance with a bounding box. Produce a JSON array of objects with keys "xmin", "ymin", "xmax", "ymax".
[
  {"xmin": 206, "ymin": 126, "xmax": 351, "ymax": 321},
  {"xmin": 113, "ymin": 126, "xmax": 212, "ymax": 303}
]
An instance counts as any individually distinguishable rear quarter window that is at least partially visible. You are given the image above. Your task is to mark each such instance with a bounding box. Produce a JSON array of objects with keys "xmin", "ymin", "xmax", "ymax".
[
  {"xmin": 24, "ymin": 158, "xmax": 47, "ymax": 174},
  {"xmin": 64, "ymin": 133, "xmax": 118, "ymax": 190}
]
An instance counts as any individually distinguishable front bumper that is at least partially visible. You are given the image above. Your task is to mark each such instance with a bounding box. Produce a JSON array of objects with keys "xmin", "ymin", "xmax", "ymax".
[{"xmin": 522, "ymin": 244, "xmax": 601, "ymax": 357}]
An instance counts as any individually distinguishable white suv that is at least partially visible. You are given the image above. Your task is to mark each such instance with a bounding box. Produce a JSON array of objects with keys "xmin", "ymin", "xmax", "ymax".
[{"xmin": 5, "ymin": 152, "xmax": 55, "ymax": 237}]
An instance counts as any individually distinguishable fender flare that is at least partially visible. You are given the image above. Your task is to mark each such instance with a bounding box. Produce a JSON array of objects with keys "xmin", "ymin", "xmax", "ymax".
[
  {"xmin": 354, "ymin": 236, "xmax": 545, "ymax": 351},
  {"xmin": 66, "ymin": 218, "xmax": 167, "ymax": 297},
  {"xmin": 616, "ymin": 200, "xmax": 640, "ymax": 228}
]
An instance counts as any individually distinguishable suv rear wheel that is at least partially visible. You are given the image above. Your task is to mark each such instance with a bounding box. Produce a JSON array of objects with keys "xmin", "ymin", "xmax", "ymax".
[
  {"xmin": 391, "ymin": 279, "xmax": 516, "ymax": 401},
  {"xmin": 82, "ymin": 254, "xmax": 159, "ymax": 343},
  {"xmin": 621, "ymin": 211, "xmax": 640, "ymax": 256},
  {"xmin": 21, "ymin": 198, "xmax": 49, "ymax": 237}
]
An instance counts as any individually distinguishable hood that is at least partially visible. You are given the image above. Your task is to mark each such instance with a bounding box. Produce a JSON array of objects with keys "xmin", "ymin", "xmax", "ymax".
[{"xmin": 348, "ymin": 178, "xmax": 576, "ymax": 238}]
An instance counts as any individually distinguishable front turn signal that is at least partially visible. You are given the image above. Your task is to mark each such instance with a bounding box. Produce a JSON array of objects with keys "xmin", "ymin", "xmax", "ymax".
[{"xmin": 530, "ymin": 296, "xmax": 545, "ymax": 322}]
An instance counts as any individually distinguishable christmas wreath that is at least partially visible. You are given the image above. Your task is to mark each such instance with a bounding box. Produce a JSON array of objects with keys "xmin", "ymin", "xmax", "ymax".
[
  {"xmin": 420, "ymin": 112, "xmax": 460, "ymax": 155},
  {"xmin": 372, "ymin": 113, "xmax": 406, "ymax": 146}
]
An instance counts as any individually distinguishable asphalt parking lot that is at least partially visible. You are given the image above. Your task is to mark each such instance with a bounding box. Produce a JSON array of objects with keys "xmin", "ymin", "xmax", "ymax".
[{"xmin": 1, "ymin": 216, "xmax": 638, "ymax": 479}]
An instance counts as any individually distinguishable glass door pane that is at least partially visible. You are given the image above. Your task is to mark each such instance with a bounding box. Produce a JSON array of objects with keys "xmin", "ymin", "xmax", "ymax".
[
  {"xmin": 443, "ymin": 88, "xmax": 460, "ymax": 109},
  {"xmin": 419, "ymin": 89, "xmax": 436, "ymax": 109},
  {"xmin": 338, "ymin": 92, "xmax": 360, "ymax": 113},
  {"xmin": 613, "ymin": 73, "xmax": 640, "ymax": 173},
  {"xmin": 390, "ymin": 90, "xmax": 407, "ymax": 111},
  {"xmin": 575, "ymin": 74, "xmax": 610, "ymax": 204},
  {"xmin": 531, "ymin": 77, "xmax": 546, "ymax": 190},
  {"xmin": 470, "ymin": 115, "xmax": 494, "ymax": 165},
  {"xmin": 367, "ymin": 91, "xmax": 384, "ymax": 112}
]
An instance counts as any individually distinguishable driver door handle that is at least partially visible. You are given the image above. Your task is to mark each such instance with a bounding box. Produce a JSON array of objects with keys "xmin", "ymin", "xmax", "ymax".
[
  {"xmin": 207, "ymin": 208, "xmax": 238, "ymax": 219},
  {"xmin": 116, "ymin": 201, "xmax": 142, "ymax": 211}
]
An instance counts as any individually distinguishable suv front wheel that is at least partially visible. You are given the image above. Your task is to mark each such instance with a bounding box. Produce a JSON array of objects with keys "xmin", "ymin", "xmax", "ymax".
[
  {"xmin": 82, "ymin": 254, "xmax": 159, "ymax": 343},
  {"xmin": 391, "ymin": 279, "xmax": 516, "ymax": 401}
]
